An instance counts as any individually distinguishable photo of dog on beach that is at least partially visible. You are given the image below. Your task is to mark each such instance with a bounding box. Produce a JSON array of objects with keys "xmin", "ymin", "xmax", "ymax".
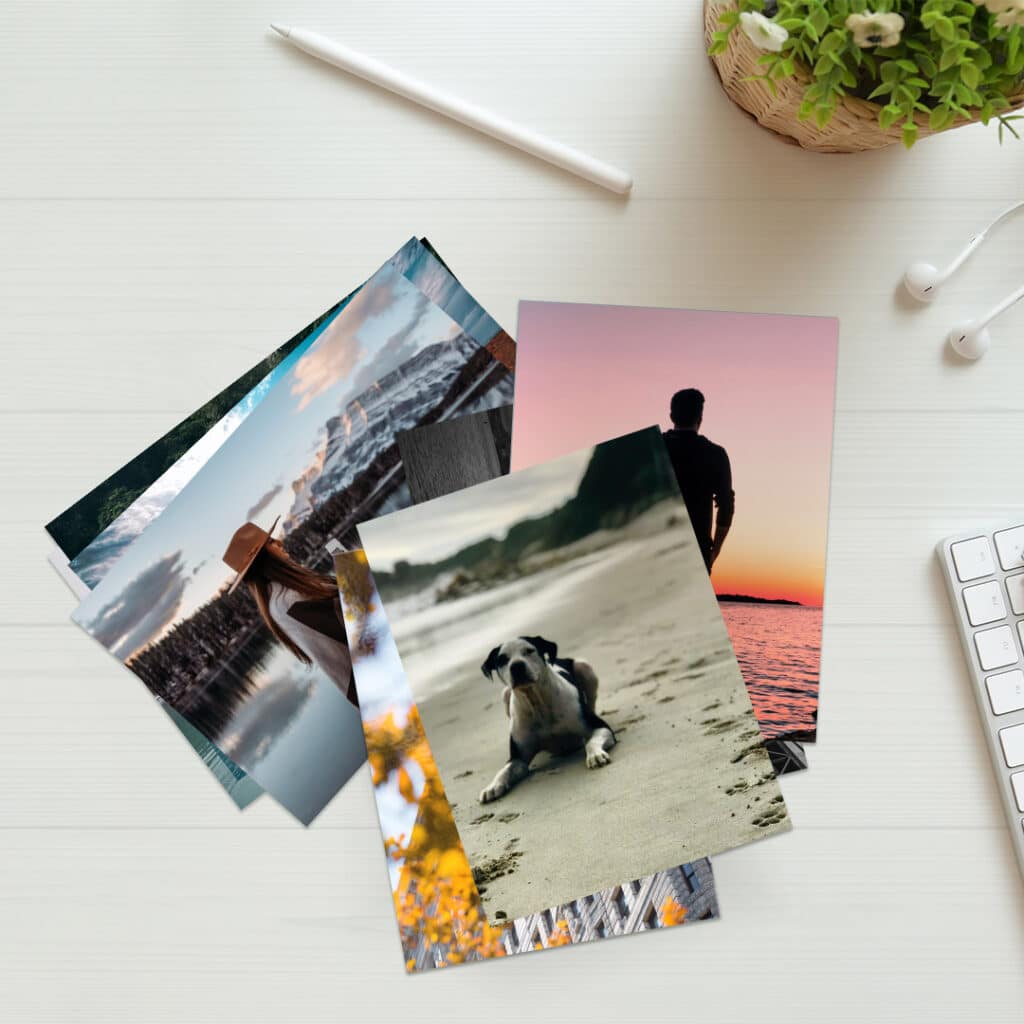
[{"xmin": 358, "ymin": 427, "xmax": 790, "ymax": 922}]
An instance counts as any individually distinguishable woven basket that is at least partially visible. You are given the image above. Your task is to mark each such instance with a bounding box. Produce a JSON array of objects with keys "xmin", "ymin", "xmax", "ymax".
[{"xmin": 704, "ymin": 0, "xmax": 1024, "ymax": 152}]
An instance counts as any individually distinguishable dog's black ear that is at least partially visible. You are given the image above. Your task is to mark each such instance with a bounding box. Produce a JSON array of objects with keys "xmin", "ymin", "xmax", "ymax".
[
  {"xmin": 521, "ymin": 635, "xmax": 558, "ymax": 663},
  {"xmin": 481, "ymin": 646, "xmax": 503, "ymax": 680}
]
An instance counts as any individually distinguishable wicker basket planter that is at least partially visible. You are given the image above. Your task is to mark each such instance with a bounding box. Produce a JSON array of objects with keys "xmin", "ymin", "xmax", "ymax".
[{"xmin": 704, "ymin": 0, "xmax": 1024, "ymax": 153}]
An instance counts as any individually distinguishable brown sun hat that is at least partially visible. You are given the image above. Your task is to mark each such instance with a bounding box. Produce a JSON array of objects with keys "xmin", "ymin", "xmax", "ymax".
[{"xmin": 223, "ymin": 516, "xmax": 280, "ymax": 594}]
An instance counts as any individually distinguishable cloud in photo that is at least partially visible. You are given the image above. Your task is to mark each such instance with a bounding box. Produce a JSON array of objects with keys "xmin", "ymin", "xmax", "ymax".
[
  {"xmin": 346, "ymin": 288, "xmax": 433, "ymax": 398},
  {"xmin": 85, "ymin": 551, "xmax": 190, "ymax": 660},
  {"xmin": 246, "ymin": 484, "xmax": 283, "ymax": 521},
  {"xmin": 290, "ymin": 270, "xmax": 401, "ymax": 411}
]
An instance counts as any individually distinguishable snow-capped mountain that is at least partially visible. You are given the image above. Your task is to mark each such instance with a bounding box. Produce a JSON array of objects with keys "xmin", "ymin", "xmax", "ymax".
[{"xmin": 284, "ymin": 334, "xmax": 509, "ymax": 524}]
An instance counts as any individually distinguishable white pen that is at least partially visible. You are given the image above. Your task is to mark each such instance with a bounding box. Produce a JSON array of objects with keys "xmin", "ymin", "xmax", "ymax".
[{"xmin": 270, "ymin": 25, "xmax": 633, "ymax": 196}]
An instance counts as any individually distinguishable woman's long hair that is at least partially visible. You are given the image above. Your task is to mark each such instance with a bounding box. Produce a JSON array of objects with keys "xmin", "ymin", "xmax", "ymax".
[{"xmin": 244, "ymin": 542, "xmax": 339, "ymax": 664}]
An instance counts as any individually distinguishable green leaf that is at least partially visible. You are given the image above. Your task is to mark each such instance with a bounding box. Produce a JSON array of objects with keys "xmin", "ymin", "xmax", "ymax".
[
  {"xmin": 880, "ymin": 104, "xmax": 901, "ymax": 130},
  {"xmin": 935, "ymin": 18, "xmax": 956, "ymax": 42},
  {"xmin": 809, "ymin": 5, "xmax": 830, "ymax": 34},
  {"xmin": 902, "ymin": 121, "xmax": 919, "ymax": 148},
  {"xmin": 814, "ymin": 54, "xmax": 835, "ymax": 76},
  {"xmin": 819, "ymin": 30, "xmax": 844, "ymax": 54}
]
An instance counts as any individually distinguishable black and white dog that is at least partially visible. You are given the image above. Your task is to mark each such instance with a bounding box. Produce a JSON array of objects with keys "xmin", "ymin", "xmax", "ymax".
[{"xmin": 478, "ymin": 636, "xmax": 616, "ymax": 804}]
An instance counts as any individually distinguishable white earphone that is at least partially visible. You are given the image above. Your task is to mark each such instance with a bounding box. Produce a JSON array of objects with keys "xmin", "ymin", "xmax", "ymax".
[
  {"xmin": 947, "ymin": 284, "xmax": 1024, "ymax": 361},
  {"xmin": 902, "ymin": 199, "xmax": 1024, "ymax": 359}
]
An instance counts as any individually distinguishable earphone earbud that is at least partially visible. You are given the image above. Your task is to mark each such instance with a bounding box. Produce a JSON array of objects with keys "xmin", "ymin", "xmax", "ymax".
[
  {"xmin": 946, "ymin": 283, "xmax": 1024, "ymax": 360},
  {"xmin": 903, "ymin": 200, "xmax": 1024, "ymax": 303},
  {"xmin": 947, "ymin": 322, "xmax": 991, "ymax": 361},
  {"xmin": 903, "ymin": 262, "xmax": 942, "ymax": 302}
]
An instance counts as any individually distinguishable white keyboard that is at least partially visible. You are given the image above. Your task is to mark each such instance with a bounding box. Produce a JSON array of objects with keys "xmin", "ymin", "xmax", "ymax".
[{"xmin": 938, "ymin": 524, "xmax": 1024, "ymax": 879}]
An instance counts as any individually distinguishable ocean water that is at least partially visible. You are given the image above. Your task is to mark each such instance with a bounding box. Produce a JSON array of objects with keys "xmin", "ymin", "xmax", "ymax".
[{"xmin": 719, "ymin": 602, "xmax": 821, "ymax": 740}]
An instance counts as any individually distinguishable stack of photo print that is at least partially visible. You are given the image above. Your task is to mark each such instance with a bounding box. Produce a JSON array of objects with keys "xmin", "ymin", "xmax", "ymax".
[{"xmin": 48, "ymin": 238, "xmax": 838, "ymax": 971}]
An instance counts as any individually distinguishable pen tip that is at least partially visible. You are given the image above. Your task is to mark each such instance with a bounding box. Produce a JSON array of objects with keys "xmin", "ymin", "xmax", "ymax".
[{"xmin": 270, "ymin": 23, "xmax": 290, "ymax": 38}]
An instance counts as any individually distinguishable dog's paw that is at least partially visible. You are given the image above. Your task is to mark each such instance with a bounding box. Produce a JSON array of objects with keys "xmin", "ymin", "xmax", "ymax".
[
  {"xmin": 586, "ymin": 748, "xmax": 612, "ymax": 769},
  {"xmin": 479, "ymin": 782, "xmax": 508, "ymax": 804}
]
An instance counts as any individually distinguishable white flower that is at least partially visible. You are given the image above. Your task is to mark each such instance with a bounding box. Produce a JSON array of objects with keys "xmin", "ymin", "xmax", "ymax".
[
  {"xmin": 846, "ymin": 12, "xmax": 906, "ymax": 48},
  {"xmin": 995, "ymin": 0, "xmax": 1024, "ymax": 27},
  {"xmin": 974, "ymin": 0, "xmax": 1012, "ymax": 13},
  {"xmin": 739, "ymin": 11, "xmax": 789, "ymax": 53}
]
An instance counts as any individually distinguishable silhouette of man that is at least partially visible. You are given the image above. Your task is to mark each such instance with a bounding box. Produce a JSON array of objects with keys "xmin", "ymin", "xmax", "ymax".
[{"xmin": 662, "ymin": 389, "xmax": 734, "ymax": 573}]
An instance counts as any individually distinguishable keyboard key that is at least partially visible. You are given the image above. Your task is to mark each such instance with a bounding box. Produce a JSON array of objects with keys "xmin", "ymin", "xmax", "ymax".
[
  {"xmin": 962, "ymin": 580, "xmax": 1007, "ymax": 626},
  {"xmin": 1007, "ymin": 573, "xmax": 1024, "ymax": 616},
  {"xmin": 1013, "ymin": 773, "xmax": 1024, "ymax": 813},
  {"xmin": 951, "ymin": 536, "xmax": 996, "ymax": 581},
  {"xmin": 975, "ymin": 625, "xmax": 1018, "ymax": 671},
  {"xmin": 999, "ymin": 723, "xmax": 1024, "ymax": 768},
  {"xmin": 986, "ymin": 670, "xmax": 1024, "ymax": 715},
  {"xmin": 994, "ymin": 526, "xmax": 1024, "ymax": 571}
]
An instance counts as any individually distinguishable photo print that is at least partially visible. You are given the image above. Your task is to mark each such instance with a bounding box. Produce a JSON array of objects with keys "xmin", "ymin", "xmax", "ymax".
[
  {"xmin": 50, "ymin": 238, "xmax": 511, "ymax": 811},
  {"xmin": 358, "ymin": 427, "xmax": 790, "ymax": 921},
  {"xmin": 335, "ymin": 549, "xmax": 720, "ymax": 972},
  {"xmin": 396, "ymin": 405, "xmax": 512, "ymax": 504},
  {"xmin": 512, "ymin": 302, "xmax": 839, "ymax": 743},
  {"xmin": 71, "ymin": 256, "xmax": 514, "ymax": 823}
]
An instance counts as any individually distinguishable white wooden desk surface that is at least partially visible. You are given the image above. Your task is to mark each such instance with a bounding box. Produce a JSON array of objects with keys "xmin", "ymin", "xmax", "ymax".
[{"xmin": 3, "ymin": 1, "xmax": 1024, "ymax": 1019}]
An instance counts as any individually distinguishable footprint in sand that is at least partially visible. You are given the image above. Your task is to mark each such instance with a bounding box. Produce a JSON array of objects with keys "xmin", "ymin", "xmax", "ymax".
[
  {"xmin": 752, "ymin": 806, "xmax": 788, "ymax": 828},
  {"xmin": 730, "ymin": 743, "xmax": 767, "ymax": 764},
  {"xmin": 725, "ymin": 779, "xmax": 750, "ymax": 795},
  {"xmin": 701, "ymin": 717, "xmax": 739, "ymax": 736},
  {"xmin": 470, "ymin": 812, "xmax": 495, "ymax": 825},
  {"xmin": 455, "ymin": 769, "xmax": 474, "ymax": 779},
  {"xmin": 702, "ymin": 700, "xmax": 722, "ymax": 712},
  {"xmin": 497, "ymin": 812, "xmax": 520, "ymax": 823},
  {"xmin": 657, "ymin": 695, "xmax": 676, "ymax": 704},
  {"xmin": 642, "ymin": 687, "xmax": 659, "ymax": 698}
]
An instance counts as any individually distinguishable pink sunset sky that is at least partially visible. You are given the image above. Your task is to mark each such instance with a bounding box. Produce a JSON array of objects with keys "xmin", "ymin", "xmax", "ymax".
[{"xmin": 511, "ymin": 302, "xmax": 839, "ymax": 607}]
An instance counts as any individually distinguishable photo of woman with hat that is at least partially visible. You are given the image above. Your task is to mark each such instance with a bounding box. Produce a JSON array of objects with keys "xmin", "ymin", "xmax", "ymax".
[{"xmin": 222, "ymin": 519, "xmax": 358, "ymax": 707}]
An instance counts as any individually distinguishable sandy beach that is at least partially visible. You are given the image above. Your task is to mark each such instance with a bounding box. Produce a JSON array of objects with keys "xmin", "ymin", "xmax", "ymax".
[{"xmin": 405, "ymin": 501, "xmax": 791, "ymax": 923}]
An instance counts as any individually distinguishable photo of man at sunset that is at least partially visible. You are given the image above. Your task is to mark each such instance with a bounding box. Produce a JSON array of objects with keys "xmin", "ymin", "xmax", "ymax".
[{"xmin": 511, "ymin": 302, "xmax": 838, "ymax": 740}]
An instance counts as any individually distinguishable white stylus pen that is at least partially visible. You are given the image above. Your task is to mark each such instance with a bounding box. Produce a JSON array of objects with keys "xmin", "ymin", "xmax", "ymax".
[{"xmin": 270, "ymin": 25, "xmax": 633, "ymax": 196}]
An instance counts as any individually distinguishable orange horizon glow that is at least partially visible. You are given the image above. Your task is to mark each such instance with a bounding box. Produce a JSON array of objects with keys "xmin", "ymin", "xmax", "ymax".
[{"xmin": 511, "ymin": 302, "xmax": 838, "ymax": 608}]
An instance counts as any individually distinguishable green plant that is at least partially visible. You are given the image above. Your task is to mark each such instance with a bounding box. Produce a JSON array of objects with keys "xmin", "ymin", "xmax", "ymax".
[{"xmin": 710, "ymin": 1, "xmax": 1024, "ymax": 147}]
